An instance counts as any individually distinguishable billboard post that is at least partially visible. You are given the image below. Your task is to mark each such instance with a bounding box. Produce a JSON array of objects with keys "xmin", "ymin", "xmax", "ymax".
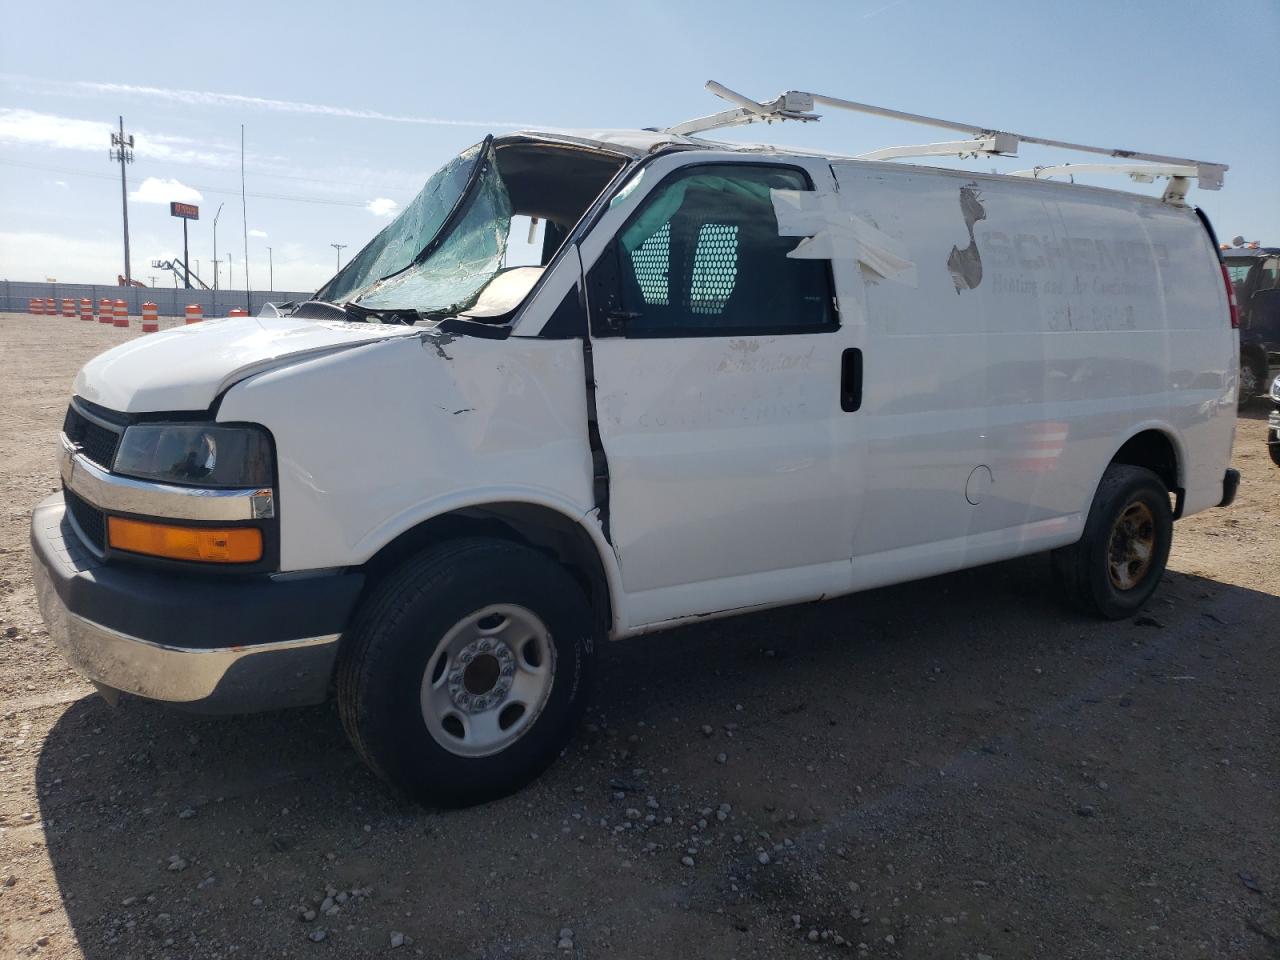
[{"xmin": 170, "ymin": 202, "xmax": 199, "ymax": 289}]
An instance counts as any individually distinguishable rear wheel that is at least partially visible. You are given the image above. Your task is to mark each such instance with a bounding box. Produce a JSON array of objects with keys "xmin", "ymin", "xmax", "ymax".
[
  {"xmin": 1238, "ymin": 358, "xmax": 1262, "ymax": 407},
  {"xmin": 1051, "ymin": 464, "xmax": 1173, "ymax": 619},
  {"xmin": 337, "ymin": 538, "xmax": 595, "ymax": 807}
]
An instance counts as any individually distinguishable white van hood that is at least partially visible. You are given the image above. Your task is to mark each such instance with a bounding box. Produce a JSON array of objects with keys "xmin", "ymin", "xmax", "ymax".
[{"xmin": 73, "ymin": 316, "xmax": 421, "ymax": 413}]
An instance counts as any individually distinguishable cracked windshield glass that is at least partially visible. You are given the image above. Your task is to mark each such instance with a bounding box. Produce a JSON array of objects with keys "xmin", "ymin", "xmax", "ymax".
[{"xmin": 315, "ymin": 139, "xmax": 543, "ymax": 318}]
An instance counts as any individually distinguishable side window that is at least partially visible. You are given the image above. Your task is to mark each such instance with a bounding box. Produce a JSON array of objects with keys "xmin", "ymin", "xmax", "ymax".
[
  {"xmin": 1257, "ymin": 258, "xmax": 1280, "ymax": 293},
  {"xmin": 594, "ymin": 164, "xmax": 835, "ymax": 336}
]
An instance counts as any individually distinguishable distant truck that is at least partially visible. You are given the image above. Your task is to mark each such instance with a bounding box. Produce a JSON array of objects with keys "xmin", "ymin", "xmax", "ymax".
[
  {"xmin": 31, "ymin": 83, "xmax": 1242, "ymax": 806},
  {"xmin": 1224, "ymin": 246, "xmax": 1280, "ymax": 404}
]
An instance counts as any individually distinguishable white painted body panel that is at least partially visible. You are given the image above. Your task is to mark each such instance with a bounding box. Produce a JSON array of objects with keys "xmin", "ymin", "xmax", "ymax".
[
  {"xmin": 74, "ymin": 316, "xmax": 420, "ymax": 413},
  {"xmin": 581, "ymin": 155, "xmax": 867, "ymax": 625},
  {"xmin": 215, "ymin": 331, "xmax": 601, "ymax": 574},
  {"xmin": 69, "ymin": 146, "xmax": 1237, "ymax": 640},
  {"xmin": 827, "ymin": 161, "xmax": 1235, "ymax": 550}
]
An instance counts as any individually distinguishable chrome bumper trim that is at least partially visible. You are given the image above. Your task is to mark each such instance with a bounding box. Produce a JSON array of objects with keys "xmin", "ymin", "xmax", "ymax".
[
  {"xmin": 58, "ymin": 434, "xmax": 274, "ymax": 522},
  {"xmin": 33, "ymin": 549, "xmax": 337, "ymax": 712}
]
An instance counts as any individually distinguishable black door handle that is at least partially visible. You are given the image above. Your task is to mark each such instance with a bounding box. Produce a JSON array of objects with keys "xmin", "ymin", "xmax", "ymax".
[
  {"xmin": 839, "ymin": 350, "xmax": 860, "ymax": 414},
  {"xmin": 841, "ymin": 348, "xmax": 863, "ymax": 412}
]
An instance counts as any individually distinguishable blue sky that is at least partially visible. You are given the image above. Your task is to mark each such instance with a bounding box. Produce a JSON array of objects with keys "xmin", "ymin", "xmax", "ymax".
[{"xmin": 2, "ymin": 0, "xmax": 1277, "ymax": 293}]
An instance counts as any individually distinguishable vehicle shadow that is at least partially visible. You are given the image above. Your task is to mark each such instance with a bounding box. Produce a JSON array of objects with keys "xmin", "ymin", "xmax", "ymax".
[{"xmin": 33, "ymin": 558, "xmax": 1280, "ymax": 958}]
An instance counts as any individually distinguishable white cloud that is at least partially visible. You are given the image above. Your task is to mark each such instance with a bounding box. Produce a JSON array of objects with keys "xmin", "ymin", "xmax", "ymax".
[
  {"xmin": 52, "ymin": 180, "xmax": 68, "ymax": 189},
  {"xmin": 73, "ymin": 80, "xmax": 533, "ymax": 129},
  {"xmin": 0, "ymin": 107, "xmax": 236, "ymax": 168},
  {"xmin": 366, "ymin": 197, "xmax": 399, "ymax": 218},
  {"xmin": 130, "ymin": 177, "xmax": 203, "ymax": 204},
  {"xmin": 0, "ymin": 108, "xmax": 109, "ymax": 151},
  {"xmin": 248, "ymin": 228, "xmax": 268, "ymax": 238}
]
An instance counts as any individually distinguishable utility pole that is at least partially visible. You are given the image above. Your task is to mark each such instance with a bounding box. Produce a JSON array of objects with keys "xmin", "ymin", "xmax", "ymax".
[
  {"xmin": 266, "ymin": 246, "xmax": 273, "ymax": 292},
  {"xmin": 109, "ymin": 117, "xmax": 135, "ymax": 283},
  {"xmin": 331, "ymin": 242, "xmax": 347, "ymax": 271},
  {"xmin": 148, "ymin": 275, "xmax": 158, "ymax": 287},
  {"xmin": 227, "ymin": 253, "xmax": 233, "ymax": 290}
]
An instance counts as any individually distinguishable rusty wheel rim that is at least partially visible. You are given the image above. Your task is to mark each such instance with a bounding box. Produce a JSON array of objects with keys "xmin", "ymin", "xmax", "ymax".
[{"xmin": 1107, "ymin": 501, "xmax": 1156, "ymax": 591}]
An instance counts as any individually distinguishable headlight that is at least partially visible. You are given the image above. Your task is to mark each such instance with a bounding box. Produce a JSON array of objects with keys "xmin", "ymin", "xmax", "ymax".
[
  {"xmin": 113, "ymin": 424, "xmax": 274, "ymax": 488},
  {"xmin": 1271, "ymin": 375, "xmax": 1280, "ymax": 404}
]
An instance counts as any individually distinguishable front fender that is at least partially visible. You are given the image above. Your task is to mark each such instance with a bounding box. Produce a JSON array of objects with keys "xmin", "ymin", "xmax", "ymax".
[{"xmin": 216, "ymin": 332, "xmax": 597, "ymax": 572}]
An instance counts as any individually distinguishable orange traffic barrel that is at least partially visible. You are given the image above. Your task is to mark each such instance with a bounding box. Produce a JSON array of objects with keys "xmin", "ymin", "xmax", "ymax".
[
  {"xmin": 61, "ymin": 298, "xmax": 75, "ymax": 317},
  {"xmin": 185, "ymin": 303, "xmax": 203, "ymax": 324},
  {"xmin": 45, "ymin": 297, "xmax": 55, "ymax": 315},
  {"xmin": 30, "ymin": 298, "xmax": 42, "ymax": 314},
  {"xmin": 113, "ymin": 299, "xmax": 129, "ymax": 328},
  {"xmin": 141, "ymin": 302, "xmax": 159, "ymax": 333},
  {"xmin": 79, "ymin": 298, "xmax": 93, "ymax": 321},
  {"xmin": 98, "ymin": 298, "xmax": 113, "ymax": 324},
  {"xmin": 228, "ymin": 306, "xmax": 249, "ymax": 318}
]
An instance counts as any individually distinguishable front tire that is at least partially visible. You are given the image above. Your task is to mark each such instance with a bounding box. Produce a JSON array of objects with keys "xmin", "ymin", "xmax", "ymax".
[
  {"xmin": 337, "ymin": 538, "xmax": 595, "ymax": 807},
  {"xmin": 1051, "ymin": 464, "xmax": 1173, "ymax": 620},
  {"xmin": 1269, "ymin": 430, "xmax": 1280, "ymax": 468}
]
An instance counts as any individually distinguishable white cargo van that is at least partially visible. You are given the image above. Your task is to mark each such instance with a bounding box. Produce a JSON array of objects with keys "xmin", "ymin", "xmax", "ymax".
[{"xmin": 32, "ymin": 84, "xmax": 1241, "ymax": 805}]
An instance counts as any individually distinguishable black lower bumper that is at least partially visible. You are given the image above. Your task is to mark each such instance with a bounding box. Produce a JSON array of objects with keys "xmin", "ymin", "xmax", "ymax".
[{"xmin": 30, "ymin": 493, "xmax": 364, "ymax": 713}]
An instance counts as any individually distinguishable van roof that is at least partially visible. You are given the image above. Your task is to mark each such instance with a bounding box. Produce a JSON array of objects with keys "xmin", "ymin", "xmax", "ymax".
[
  {"xmin": 498, "ymin": 130, "xmax": 1215, "ymax": 208},
  {"xmin": 502, "ymin": 127, "xmax": 875, "ymax": 160},
  {"xmin": 514, "ymin": 82, "xmax": 1226, "ymax": 206},
  {"xmin": 1223, "ymin": 247, "xmax": 1280, "ymax": 258}
]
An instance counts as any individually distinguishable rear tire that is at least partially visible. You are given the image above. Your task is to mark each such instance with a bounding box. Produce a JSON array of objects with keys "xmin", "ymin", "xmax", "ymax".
[
  {"xmin": 1051, "ymin": 464, "xmax": 1172, "ymax": 620},
  {"xmin": 1238, "ymin": 358, "xmax": 1262, "ymax": 407},
  {"xmin": 337, "ymin": 538, "xmax": 595, "ymax": 807}
]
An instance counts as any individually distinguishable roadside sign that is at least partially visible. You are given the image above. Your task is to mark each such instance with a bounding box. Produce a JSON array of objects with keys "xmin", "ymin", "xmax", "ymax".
[{"xmin": 170, "ymin": 202, "xmax": 199, "ymax": 220}]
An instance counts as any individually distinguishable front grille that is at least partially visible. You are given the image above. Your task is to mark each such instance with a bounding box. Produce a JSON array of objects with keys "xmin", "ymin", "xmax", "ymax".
[
  {"xmin": 63, "ymin": 401, "xmax": 123, "ymax": 469},
  {"xmin": 64, "ymin": 487, "xmax": 106, "ymax": 552}
]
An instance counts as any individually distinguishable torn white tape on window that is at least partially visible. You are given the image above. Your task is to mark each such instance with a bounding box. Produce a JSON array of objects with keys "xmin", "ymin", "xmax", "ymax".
[{"xmin": 771, "ymin": 190, "xmax": 917, "ymax": 287}]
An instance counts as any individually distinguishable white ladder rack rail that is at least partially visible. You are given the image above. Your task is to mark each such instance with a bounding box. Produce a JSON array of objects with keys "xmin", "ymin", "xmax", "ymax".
[{"xmin": 665, "ymin": 81, "xmax": 1227, "ymax": 200}]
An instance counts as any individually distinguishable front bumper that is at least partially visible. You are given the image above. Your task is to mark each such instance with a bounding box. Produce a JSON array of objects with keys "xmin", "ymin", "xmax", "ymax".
[
  {"xmin": 1268, "ymin": 409, "xmax": 1280, "ymax": 436},
  {"xmin": 30, "ymin": 493, "xmax": 364, "ymax": 713}
]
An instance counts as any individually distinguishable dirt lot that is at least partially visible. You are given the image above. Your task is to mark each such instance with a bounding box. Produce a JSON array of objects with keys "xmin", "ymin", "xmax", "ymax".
[{"xmin": 0, "ymin": 311, "xmax": 1276, "ymax": 960}]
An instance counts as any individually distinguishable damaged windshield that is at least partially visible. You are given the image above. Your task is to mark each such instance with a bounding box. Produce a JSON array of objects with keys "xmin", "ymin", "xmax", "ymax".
[
  {"xmin": 312, "ymin": 136, "xmax": 629, "ymax": 321},
  {"xmin": 315, "ymin": 138, "xmax": 513, "ymax": 317}
]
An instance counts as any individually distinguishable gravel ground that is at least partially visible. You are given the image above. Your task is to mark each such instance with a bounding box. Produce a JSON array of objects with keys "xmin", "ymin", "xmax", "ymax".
[{"xmin": 0, "ymin": 311, "xmax": 1277, "ymax": 960}]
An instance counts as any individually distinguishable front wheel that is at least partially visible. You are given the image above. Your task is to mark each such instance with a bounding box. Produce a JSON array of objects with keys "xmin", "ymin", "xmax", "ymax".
[
  {"xmin": 1051, "ymin": 464, "xmax": 1173, "ymax": 619},
  {"xmin": 1269, "ymin": 430, "xmax": 1280, "ymax": 468},
  {"xmin": 337, "ymin": 538, "xmax": 595, "ymax": 807}
]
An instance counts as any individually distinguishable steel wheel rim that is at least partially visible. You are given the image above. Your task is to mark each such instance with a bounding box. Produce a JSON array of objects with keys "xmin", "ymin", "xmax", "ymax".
[
  {"xmin": 1107, "ymin": 500, "xmax": 1156, "ymax": 591},
  {"xmin": 419, "ymin": 604, "xmax": 555, "ymax": 758}
]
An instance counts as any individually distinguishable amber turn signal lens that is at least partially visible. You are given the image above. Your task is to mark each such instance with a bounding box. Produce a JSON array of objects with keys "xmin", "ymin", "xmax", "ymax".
[{"xmin": 107, "ymin": 517, "xmax": 263, "ymax": 564}]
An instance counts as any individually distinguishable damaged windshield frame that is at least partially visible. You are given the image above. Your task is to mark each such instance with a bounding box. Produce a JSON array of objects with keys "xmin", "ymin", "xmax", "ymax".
[
  {"xmin": 313, "ymin": 136, "xmax": 496, "ymax": 309},
  {"xmin": 308, "ymin": 135, "xmax": 639, "ymax": 327}
]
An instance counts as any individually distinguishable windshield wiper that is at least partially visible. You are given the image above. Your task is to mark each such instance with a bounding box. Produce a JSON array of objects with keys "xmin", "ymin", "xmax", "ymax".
[
  {"xmin": 290, "ymin": 300, "xmax": 415, "ymax": 325},
  {"xmin": 342, "ymin": 302, "xmax": 417, "ymax": 325}
]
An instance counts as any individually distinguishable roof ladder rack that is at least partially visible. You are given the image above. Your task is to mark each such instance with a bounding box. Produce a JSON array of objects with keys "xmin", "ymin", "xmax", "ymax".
[{"xmin": 665, "ymin": 81, "xmax": 1227, "ymax": 202}]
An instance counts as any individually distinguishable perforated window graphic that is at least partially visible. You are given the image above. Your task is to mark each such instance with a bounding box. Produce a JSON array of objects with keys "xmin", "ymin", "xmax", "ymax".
[
  {"xmin": 612, "ymin": 165, "xmax": 835, "ymax": 335},
  {"xmin": 628, "ymin": 222, "xmax": 670, "ymax": 306},
  {"xmin": 690, "ymin": 224, "xmax": 738, "ymax": 315}
]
